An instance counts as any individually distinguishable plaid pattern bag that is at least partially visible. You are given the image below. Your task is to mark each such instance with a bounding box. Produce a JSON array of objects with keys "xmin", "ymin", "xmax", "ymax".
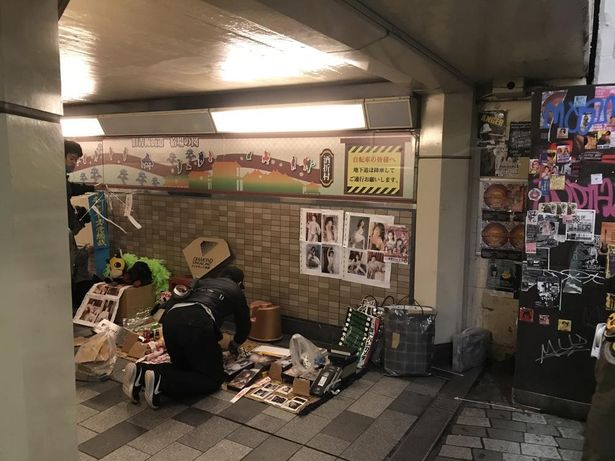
[{"xmin": 383, "ymin": 305, "xmax": 436, "ymax": 376}]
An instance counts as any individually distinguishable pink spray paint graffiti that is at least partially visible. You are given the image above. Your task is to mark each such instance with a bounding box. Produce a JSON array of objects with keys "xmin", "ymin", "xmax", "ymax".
[{"xmin": 533, "ymin": 177, "xmax": 615, "ymax": 218}]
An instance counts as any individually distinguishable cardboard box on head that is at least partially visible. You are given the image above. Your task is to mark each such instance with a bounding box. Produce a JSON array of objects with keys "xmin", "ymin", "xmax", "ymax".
[{"xmin": 183, "ymin": 237, "xmax": 232, "ymax": 279}]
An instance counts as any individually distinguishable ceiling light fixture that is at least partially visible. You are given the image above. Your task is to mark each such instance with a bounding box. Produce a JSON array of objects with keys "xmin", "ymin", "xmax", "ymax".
[
  {"xmin": 60, "ymin": 117, "xmax": 104, "ymax": 137},
  {"xmin": 210, "ymin": 102, "xmax": 366, "ymax": 133}
]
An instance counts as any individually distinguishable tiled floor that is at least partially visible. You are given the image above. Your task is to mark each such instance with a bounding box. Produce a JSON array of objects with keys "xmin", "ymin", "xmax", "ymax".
[
  {"xmin": 429, "ymin": 366, "xmax": 586, "ymax": 461},
  {"xmin": 76, "ymin": 359, "xmax": 450, "ymax": 460}
]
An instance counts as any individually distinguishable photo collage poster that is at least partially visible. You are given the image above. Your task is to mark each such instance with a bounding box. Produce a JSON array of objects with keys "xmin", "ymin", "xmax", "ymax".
[
  {"xmin": 343, "ymin": 212, "xmax": 395, "ymax": 288},
  {"xmin": 300, "ymin": 208, "xmax": 344, "ymax": 279},
  {"xmin": 73, "ymin": 282, "xmax": 130, "ymax": 327},
  {"xmin": 479, "ymin": 179, "xmax": 526, "ymax": 262},
  {"xmin": 299, "ymin": 209, "xmax": 407, "ymax": 288}
]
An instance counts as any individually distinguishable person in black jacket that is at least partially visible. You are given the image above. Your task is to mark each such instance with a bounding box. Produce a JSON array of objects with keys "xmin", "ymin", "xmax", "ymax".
[
  {"xmin": 123, "ymin": 266, "xmax": 251, "ymax": 408},
  {"xmin": 65, "ymin": 140, "xmax": 95, "ymax": 235},
  {"xmin": 65, "ymin": 140, "xmax": 97, "ymax": 311}
]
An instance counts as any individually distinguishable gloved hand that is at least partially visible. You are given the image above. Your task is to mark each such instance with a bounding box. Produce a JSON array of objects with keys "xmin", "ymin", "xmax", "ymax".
[
  {"xmin": 75, "ymin": 206, "xmax": 91, "ymax": 224},
  {"xmin": 228, "ymin": 339, "xmax": 241, "ymax": 357}
]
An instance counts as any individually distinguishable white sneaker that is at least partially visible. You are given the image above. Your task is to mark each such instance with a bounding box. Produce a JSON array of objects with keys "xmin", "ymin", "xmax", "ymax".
[
  {"xmin": 144, "ymin": 369, "xmax": 162, "ymax": 409},
  {"xmin": 122, "ymin": 362, "xmax": 143, "ymax": 403}
]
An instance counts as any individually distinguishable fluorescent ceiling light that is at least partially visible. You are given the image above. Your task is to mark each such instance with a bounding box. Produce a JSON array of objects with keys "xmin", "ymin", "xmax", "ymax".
[
  {"xmin": 61, "ymin": 117, "xmax": 104, "ymax": 137},
  {"xmin": 211, "ymin": 103, "xmax": 366, "ymax": 133}
]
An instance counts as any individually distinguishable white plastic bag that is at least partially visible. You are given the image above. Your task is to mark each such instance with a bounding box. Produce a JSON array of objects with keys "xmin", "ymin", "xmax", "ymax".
[
  {"xmin": 75, "ymin": 330, "xmax": 118, "ymax": 381},
  {"xmin": 289, "ymin": 334, "xmax": 325, "ymax": 373}
]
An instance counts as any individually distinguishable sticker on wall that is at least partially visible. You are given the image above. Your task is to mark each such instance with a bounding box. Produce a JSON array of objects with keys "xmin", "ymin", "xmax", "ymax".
[
  {"xmin": 519, "ymin": 307, "xmax": 534, "ymax": 323},
  {"xmin": 606, "ymin": 293, "xmax": 615, "ymax": 311},
  {"xmin": 486, "ymin": 259, "xmax": 519, "ymax": 292},
  {"xmin": 539, "ymin": 314, "xmax": 551, "ymax": 326},
  {"xmin": 528, "ymin": 188, "xmax": 542, "ymax": 201},
  {"xmin": 550, "ymin": 175, "xmax": 565, "ymax": 190},
  {"xmin": 383, "ymin": 224, "xmax": 410, "ymax": 264},
  {"xmin": 558, "ymin": 319, "xmax": 572, "ymax": 332},
  {"xmin": 566, "ymin": 210, "xmax": 596, "ymax": 243},
  {"xmin": 600, "ymin": 222, "xmax": 615, "ymax": 245},
  {"xmin": 527, "ymin": 249, "xmax": 550, "ymax": 269},
  {"xmin": 535, "ymin": 276, "xmax": 561, "ymax": 309}
]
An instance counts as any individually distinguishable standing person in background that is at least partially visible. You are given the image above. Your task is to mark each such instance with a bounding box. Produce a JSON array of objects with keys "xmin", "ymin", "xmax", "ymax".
[
  {"xmin": 65, "ymin": 140, "xmax": 95, "ymax": 235},
  {"xmin": 123, "ymin": 266, "xmax": 251, "ymax": 408},
  {"xmin": 65, "ymin": 140, "xmax": 97, "ymax": 311}
]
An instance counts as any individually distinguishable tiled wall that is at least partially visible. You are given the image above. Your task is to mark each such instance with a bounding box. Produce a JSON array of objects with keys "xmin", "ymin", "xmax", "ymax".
[{"xmin": 108, "ymin": 193, "xmax": 413, "ymax": 326}]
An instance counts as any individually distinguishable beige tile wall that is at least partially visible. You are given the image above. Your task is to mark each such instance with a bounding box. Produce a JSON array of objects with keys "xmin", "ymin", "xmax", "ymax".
[{"xmin": 108, "ymin": 193, "xmax": 413, "ymax": 326}]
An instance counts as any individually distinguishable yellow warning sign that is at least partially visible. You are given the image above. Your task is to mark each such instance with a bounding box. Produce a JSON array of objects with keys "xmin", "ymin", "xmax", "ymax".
[{"xmin": 345, "ymin": 145, "xmax": 402, "ymax": 195}]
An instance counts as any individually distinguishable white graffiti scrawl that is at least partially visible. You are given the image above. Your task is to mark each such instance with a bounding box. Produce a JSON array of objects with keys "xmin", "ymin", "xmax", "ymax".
[{"xmin": 536, "ymin": 334, "xmax": 590, "ymax": 364}]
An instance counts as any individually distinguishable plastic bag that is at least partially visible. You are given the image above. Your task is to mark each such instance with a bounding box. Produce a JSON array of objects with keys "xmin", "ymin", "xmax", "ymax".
[
  {"xmin": 452, "ymin": 328, "xmax": 491, "ymax": 373},
  {"xmin": 384, "ymin": 305, "xmax": 436, "ymax": 376},
  {"xmin": 289, "ymin": 334, "xmax": 325, "ymax": 373},
  {"xmin": 74, "ymin": 330, "xmax": 117, "ymax": 381}
]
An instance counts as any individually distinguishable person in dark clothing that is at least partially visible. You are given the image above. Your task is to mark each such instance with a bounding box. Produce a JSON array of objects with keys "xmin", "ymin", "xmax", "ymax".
[
  {"xmin": 65, "ymin": 140, "xmax": 97, "ymax": 311},
  {"xmin": 65, "ymin": 140, "xmax": 95, "ymax": 235},
  {"xmin": 123, "ymin": 266, "xmax": 251, "ymax": 408}
]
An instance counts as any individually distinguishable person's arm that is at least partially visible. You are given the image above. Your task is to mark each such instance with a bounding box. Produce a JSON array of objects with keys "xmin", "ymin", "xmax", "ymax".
[
  {"xmin": 232, "ymin": 290, "xmax": 251, "ymax": 345},
  {"xmin": 70, "ymin": 181, "xmax": 96, "ymax": 196}
]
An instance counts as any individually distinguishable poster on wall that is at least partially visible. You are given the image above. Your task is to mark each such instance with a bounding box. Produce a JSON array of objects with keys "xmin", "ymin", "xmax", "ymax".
[
  {"xmin": 566, "ymin": 210, "xmax": 596, "ymax": 243},
  {"xmin": 486, "ymin": 259, "xmax": 520, "ymax": 292},
  {"xmin": 498, "ymin": 121, "xmax": 532, "ymax": 178},
  {"xmin": 343, "ymin": 135, "xmax": 413, "ymax": 197},
  {"xmin": 480, "ymin": 220, "xmax": 524, "ymax": 260},
  {"xmin": 479, "ymin": 180, "xmax": 526, "ymax": 260},
  {"xmin": 69, "ymin": 133, "xmax": 416, "ymax": 202},
  {"xmin": 299, "ymin": 209, "xmax": 343, "ymax": 279},
  {"xmin": 342, "ymin": 212, "xmax": 394, "ymax": 288},
  {"xmin": 343, "ymin": 249, "xmax": 392, "ymax": 288},
  {"xmin": 479, "ymin": 110, "xmax": 507, "ymax": 176},
  {"xmin": 383, "ymin": 224, "xmax": 410, "ymax": 264}
]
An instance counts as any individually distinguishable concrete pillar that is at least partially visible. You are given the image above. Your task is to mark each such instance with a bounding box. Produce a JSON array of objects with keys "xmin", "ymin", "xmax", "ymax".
[
  {"xmin": 594, "ymin": 0, "xmax": 615, "ymax": 84},
  {"xmin": 414, "ymin": 92, "xmax": 474, "ymax": 343},
  {"xmin": 0, "ymin": 1, "xmax": 78, "ymax": 460}
]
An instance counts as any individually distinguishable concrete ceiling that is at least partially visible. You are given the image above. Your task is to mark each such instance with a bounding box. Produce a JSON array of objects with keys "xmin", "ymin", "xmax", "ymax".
[{"xmin": 59, "ymin": 0, "xmax": 591, "ymax": 105}]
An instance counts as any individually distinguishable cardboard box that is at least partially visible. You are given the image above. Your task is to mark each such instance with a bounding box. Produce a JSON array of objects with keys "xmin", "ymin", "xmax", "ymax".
[
  {"xmin": 481, "ymin": 290, "xmax": 518, "ymax": 360},
  {"xmin": 115, "ymin": 284, "xmax": 156, "ymax": 325},
  {"xmin": 183, "ymin": 237, "xmax": 231, "ymax": 278}
]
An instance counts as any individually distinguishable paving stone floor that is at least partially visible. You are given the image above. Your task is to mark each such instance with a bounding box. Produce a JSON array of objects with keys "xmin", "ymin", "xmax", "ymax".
[
  {"xmin": 429, "ymin": 365, "xmax": 586, "ymax": 461},
  {"xmin": 76, "ymin": 358, "xmax": 450, "ymax": 460}
]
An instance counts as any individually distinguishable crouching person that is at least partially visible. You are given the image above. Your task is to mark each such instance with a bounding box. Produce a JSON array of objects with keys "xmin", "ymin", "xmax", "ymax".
[{"xmin": 123, "ymin": 266, "xmax": 250, "ymax": 408}]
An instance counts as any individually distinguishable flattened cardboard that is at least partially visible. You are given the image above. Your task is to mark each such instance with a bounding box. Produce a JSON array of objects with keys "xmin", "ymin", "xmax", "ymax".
[
  {"xmin": 481, "ymin": 291, "xmax": 518, "ymax": 359},
  {"xmin": 183, "ymin": 237, "xmax": 231, "ymax": 279}
]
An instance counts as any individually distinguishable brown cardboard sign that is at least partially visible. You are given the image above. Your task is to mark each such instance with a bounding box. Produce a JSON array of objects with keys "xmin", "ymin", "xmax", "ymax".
[{"xmin": 183, "ymin": 237, "xmax": 232, "ymax": 278}]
